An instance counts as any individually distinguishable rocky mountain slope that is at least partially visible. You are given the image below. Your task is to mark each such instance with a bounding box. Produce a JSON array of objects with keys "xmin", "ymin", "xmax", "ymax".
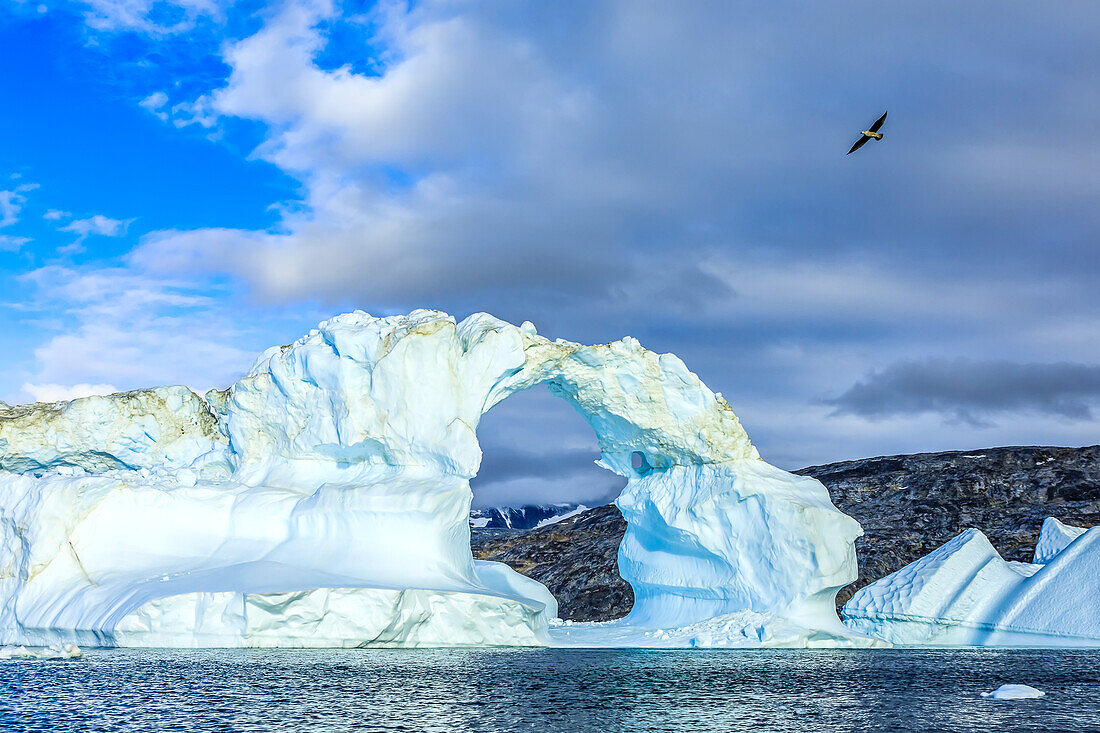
[
  {"xmin": 472, "ymin": 445, "xmax": 1100, "ymax": 621},
  {"xmin": 472, "ymin": 505, "xmax": 631, "ymax": 622}
]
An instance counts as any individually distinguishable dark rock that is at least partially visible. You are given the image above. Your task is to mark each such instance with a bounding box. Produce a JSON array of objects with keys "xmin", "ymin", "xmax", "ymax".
[
  {"xmin": 800, "ymin": 445, "xmax": 1100, "ymax": 607},
  {"xmin": 473, "ymin": 445, "xmax": 1100, "ymax": 621},
  {"xmin": 471, "ymin": 504, "xmax": 632, "ymax": 622}
]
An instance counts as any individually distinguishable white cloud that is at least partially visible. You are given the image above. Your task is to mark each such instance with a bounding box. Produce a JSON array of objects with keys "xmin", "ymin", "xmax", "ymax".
[
  {"xmin": 59, "ymin": 214, "xmax": 131, "ymax": 238},
  {"xmin": 21, "ymin": 382, "xmax": 119, "ymax": 403},
  {"xmin": 0, "ymin": 183, "xmax": 38, "ymax": 229},
  {"xmin": 0, "ymin": 235, "xmax": 31, "ymax": 252},
  {"xmin": 0, "ymin": 192, "xmax": 22, "ymax": 229},
  {"xmin": 131, "ymin": 0, "xmax": 663, "ymax": 302},
  {"xmin": 170, "ymin": 94, "xmax": 218, "ymax": 129},
  {"xmin": 43, "ymin": 209, "xmax": 70, "ymax": 221},
  {"xmin": 58, "ymin": 214, "xmax": 134, "ymax": 252},
  {"xmin": 139, "ymin": 91, "xmax": 169, "ymax": 121},
  {"xmin": 125, "ymin": 0, "xmax": 1100, "ymax": 321},
  {"xmin": 139, "ymin": 91, "xmax": 219, "ymax": 139},
  {"xmin": 12, "ymin": 266, "xmax": 260, "ymax": 401},
  {"xmin": 0, "ymin": 182, "xmax": 38, "ymax": 251},
  {"xmin": 75, "ymin": 0, "xmax": 228, "ymax": 35}
]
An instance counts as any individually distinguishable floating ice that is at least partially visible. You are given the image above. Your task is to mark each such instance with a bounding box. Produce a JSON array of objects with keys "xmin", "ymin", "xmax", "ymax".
[
  {"xmin": 0, "ymin": 643, "xmax": 82, "ymax": 660},
  {"xmin": 550, "ymin": 609, "xmax": 881, "ymax": 648},
  {"xmin": 981, "ymin": 684, "xmax": 1046, "ymax": 700},
  {"xmin": 844, "ymin": 519, "xmax": 1100, "ymax": 647},
  {"xmin": 1, "ymin": 310, "xmax": 870, "ymax": 648}
]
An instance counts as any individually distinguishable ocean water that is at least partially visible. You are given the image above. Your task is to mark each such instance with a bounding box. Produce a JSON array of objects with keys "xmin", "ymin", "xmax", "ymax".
[{"xmin": 2, "ymin": 648, "xmax": 1099, "ymax": 732}]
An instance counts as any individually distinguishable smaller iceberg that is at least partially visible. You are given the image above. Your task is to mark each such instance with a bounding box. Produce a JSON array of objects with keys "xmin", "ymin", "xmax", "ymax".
[
  {"xmin": 981, "ymin": 684, "xmax": 1045, "ymax": 700},
  {"xmin": 843, "ymin": 518, "xmax": 1100, "ymax": 646},
  {"xmin": 0, "ymin": 643, "xmax": 82, "ymax": 660}
]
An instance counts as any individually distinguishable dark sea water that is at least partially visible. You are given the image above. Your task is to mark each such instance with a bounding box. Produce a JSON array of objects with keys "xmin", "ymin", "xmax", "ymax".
[{"xmin": 2, "ymin": 648, "xmax": 1099, "ymax": 732}]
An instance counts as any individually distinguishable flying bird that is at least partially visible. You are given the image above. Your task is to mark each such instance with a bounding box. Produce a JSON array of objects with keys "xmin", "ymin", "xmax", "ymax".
[{"xmin": 847, "ymin": 111, "xmax": 887, "ymax": 155}]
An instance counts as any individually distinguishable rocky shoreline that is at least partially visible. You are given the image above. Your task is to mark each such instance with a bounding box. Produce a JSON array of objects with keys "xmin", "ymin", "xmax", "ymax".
[{"xmin": 473, "ymin": 445, "xmax": 1100, "ymax": 621}]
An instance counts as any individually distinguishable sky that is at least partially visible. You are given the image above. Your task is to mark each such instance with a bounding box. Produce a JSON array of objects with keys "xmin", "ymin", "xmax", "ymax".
[{"xmin": 2, "ymin": 0, "xmax": 1100, "ymax": 507}]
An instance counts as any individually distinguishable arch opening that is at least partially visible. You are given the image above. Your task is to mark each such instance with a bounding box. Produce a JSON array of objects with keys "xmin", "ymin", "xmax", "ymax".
[
  {"xmin": 471, "ymin": 383, "xmax": 625, "ymax": 512},
  {"xmin": 470, "ymin": 382, "xmax": 632, "ymax": 622}
]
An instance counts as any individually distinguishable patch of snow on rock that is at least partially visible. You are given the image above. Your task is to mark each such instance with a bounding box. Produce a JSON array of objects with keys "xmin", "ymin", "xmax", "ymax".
[{"xmin": 533, "ymin": 505, "xmax": 589, "ymax": 529}]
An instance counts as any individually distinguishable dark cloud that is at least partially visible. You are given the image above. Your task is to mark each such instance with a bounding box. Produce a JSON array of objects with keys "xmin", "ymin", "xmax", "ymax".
[
  {"xmin": 474, "ymin": 447, "xmax": 605, "ymax": 486},
  {"xmin": 133, "ymin": 0, "xmax": 1100, "ymax": 308},
  {"xmin": 471, "ymin": 384, "xmax": 626, "ymax": 507},
  {"xmin": 92, "ymin": 0, "xmax": 1100, "ymax": 479},
  {"xmin": 828, "ymin": 359, "xmax": 1100, "ymax": 425}
]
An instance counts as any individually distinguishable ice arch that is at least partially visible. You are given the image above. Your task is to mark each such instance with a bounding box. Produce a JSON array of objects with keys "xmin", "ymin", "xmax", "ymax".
[{"xmin": 0, "ymin": 310, "xmax": 870, "ymax": 648}]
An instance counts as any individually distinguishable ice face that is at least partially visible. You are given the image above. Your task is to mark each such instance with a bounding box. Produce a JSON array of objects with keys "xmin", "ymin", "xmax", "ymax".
[
  {"xmin": 615, "ymin": 460, "xmax": 862, "ymax": 635},
  {"xmin": 0, "ymin": 309, "xmax": 866, "ymax": 648},
  {"xmin": 1033, "ymin": 517, "xmax": 1088, "ymax": 564},
  {"xmin": 0, "ymin": 386, "xmax": 223, "ymax": 474},
  {"xmin": 843, "ymin": 520, "xmax": 1100, "ymax": 647}
]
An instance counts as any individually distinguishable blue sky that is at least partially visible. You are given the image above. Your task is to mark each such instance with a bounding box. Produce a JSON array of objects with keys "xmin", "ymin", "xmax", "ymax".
[{"xmin": 3, "ymin": 0, "xmax": 1100, "ymax": 506}]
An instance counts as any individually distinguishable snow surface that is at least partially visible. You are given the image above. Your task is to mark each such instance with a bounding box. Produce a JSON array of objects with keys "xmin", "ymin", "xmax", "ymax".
[
  {"xmin": 533, "ymin": 505, "xmax": 589, "ymax": 529},
  {"xmin": 114, "ymin": 563, "xmax": 554, "ymax": 648},
  {"xmin": 469, "ymin": 503, "xmax": 584, "ymax": 530},
  {"xmin": 1033, "ymin": 517, "xmax": 1088, "ymax": 564},
  {"xmin": 1, "ymin": 309, "xmax": 869, "ymax": 648},
  {"xmin": 981, "ymin": 684, "xmax": 1046, "ymax": 700},
  {"xmin": 843, "ymin": 519, "xmax": 1100, "ymax": 646}
]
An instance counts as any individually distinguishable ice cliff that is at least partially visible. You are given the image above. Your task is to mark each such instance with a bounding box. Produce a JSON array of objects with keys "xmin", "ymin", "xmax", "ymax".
[
  {"xmin": 843, "ymin": 517, "xmax": 1100, "ymax": 646},
  {"xmin": 1, "ymin": 310, "xmax": 868, "ymax": 648}
]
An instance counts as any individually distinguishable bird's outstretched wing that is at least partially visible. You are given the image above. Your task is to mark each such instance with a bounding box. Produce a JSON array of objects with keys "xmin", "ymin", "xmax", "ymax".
[
  {"xmin": 847, "ymin": 135, "xmax": 870, "ymax": 155},
  {"xmin": 869, "ymin": 111, "xmax": 887, "ymax": 133}
]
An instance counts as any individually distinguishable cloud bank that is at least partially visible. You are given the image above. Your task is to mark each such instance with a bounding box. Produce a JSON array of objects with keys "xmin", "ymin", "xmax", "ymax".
[
  {"xmin": 829, "ymin": 359, "xmax": 1100, "ymax": 425},
  {"xmin": 6, "ymin": 0, "xmax": 1100, "ymax": 502}
]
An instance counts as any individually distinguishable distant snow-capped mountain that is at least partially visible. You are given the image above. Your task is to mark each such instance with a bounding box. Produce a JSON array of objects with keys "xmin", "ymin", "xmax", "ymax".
[{"xmin": 469, "ymin": 503, "xmax": 587, "ymax": 530}]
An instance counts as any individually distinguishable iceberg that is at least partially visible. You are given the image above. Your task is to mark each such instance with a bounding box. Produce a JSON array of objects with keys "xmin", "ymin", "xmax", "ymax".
[
  {"xmin": 1033, "ymin": 517, "xmax": 1087, "ymax": 564},
  {"xmin": 981, "ymin": 684, "xmax": 1046, "ymax": 700},
  {"xmin": 843, "ymin": 519, "xmax": 1100, "ymax": 646},
  {"xmin": 1, "ymin": 310, "xmax": 870, "ymax": 648},
  {"xmin": 0, "ymin": 643, "xmax": 82, "ymax": 660}
]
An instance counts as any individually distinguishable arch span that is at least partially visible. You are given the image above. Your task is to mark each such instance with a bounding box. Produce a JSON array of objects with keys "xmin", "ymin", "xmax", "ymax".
[{"xmin": 0, "ymin": 310, "xmax": 872, "ymax": 647}]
